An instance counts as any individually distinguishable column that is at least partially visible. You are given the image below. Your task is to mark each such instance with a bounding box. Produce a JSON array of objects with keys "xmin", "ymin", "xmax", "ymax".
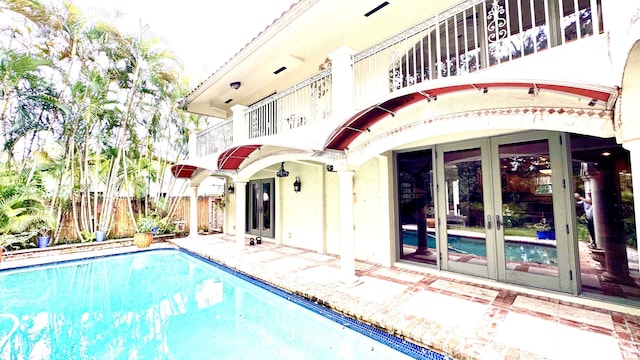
[
  {"xmin": 188, "ymin": 130, "xmax": 198, "ymax": 160},
  {"xmin": 328, "ymin": 46, "xmax": 355, "ymax": 120},
  {"xmin": 189, "ymin": 185, "xmax": 199, "ymax": 237},
  {"xmin": 591, "ymin": 165, "xmax": 634, "ymax": 284},
  {"xmin": 230, "ymin": 105, "xmax": 248, "ymax": 145},
  {"xmin": 338, "ymin": 170, "xmax": 358, "ymax": 283},
  {"xmin": 234, "ymin": 181, "xmax": 248, "ymax": 250},
  {"xmin": 623, "ymin": 139, "xmax": 640, "ymax": 274}
]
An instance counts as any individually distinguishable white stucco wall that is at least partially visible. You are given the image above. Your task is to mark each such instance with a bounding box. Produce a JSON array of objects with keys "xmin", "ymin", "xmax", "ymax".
[
  {"xmin": 324, "ymin": 170, "xmax": 341, "ymax": 255},
  {"xmin": 352, "ymin": 157, "xmax": 386, "ymax": 262},
  {"xmin": 278, "ymin": 162, "xmax": 325, "ymax": 251}
]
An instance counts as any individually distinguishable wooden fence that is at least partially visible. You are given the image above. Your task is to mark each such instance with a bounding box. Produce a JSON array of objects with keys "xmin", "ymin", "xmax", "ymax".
[{"xmin": 56, "ymin": 196, "xmax": 221, "ymax": 242}]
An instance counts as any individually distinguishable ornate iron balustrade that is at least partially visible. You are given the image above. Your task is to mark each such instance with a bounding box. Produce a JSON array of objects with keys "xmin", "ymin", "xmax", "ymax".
[
  {"xmin": 196, "ymin": 119, "xmax": 233, "ymax": 157},
  {"xmin": 353, "ymin": 0, "xmax": 603, "ymax": 108},
  {"xmin": 245, "ymin": 68, "xmax": 332, "ymax": 139}
]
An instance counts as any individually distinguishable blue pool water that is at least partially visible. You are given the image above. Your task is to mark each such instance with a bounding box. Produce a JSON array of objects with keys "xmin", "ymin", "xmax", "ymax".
[
  {"xmin": 0, "ymin": 250, "xmax": 444, "ymax": 359},
  {"xmin": 402, "ymin": 231, "xmax": 557, "ymax": 265}
]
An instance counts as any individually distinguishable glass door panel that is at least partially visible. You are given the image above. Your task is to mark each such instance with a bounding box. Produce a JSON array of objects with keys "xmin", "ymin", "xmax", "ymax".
[
  {"xmin": 492, "ymin": 132, "xmax": 571, "ymax": 292},
  {"xmin": 248, "ymin": 179, "xmax": 275, "ymax": 238},
  {"xmin": 397, "ymin": 150, "xmax": 436, "ymax": 265},
  {"xmin": 496, "ymin": 140, "xmax": 558, "ymax": 276},
  {"xmin": 439, "ymin": 141, "xmax": 495, "ymax": 278}
]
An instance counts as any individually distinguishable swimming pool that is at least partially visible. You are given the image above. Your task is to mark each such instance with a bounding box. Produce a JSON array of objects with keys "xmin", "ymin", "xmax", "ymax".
[
  {"xmin": 401, "ymin": 230, "xmax": 557, "ymax": 265},
  {"xmin": 0, "ymin": 249, "xmax": 444, "ymax": 359}
]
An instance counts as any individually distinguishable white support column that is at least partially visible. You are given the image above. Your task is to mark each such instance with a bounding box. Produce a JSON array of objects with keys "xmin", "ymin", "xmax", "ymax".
[
  {"xmin": 623, "ymin": 139, "xmax": 640, "ymax": 272},
  {"xmin": 188, "ymin": 130, "xmax": 198, "ymax": 159},
  {"xmin": 230, "ymin": 105, "xmax": 248, "ymax": 146},
  {"xmin": 234, "ymin": 181, "xmax": 248, "ymax": 250},
  {"xmin": 189, "ymin": 186, "xmax": 199, "ymax": 237},
  {"xmin": 328, "ymin": 46, "xmax": 355, "ymax": 120},
  {"xmin": 338, "ymin": 170, "xmax": 358, "ymax": 283}
]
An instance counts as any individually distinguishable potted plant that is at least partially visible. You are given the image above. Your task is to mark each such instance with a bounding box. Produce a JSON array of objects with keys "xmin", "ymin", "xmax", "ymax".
[
  {"xmin": 36, "ymin": 216, "xmax": 57, "ymax": 248},
  {"xmin": 37, "ymin": 227, "xmax": 51, "ymax": 248},
  {"xmin": 135, "ymin": 216, "xmax": 158, "ymax": 248},
  {"xmin": 535, "ymin": 218, "xmax": 555, "ymax": 240}
]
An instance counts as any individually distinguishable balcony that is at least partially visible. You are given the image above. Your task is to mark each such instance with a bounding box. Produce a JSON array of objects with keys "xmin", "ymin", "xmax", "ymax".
[
  {"xmin": 353, "ymin": 0, "xmax": 603, "ymax": 108},
  {"xmin": 245, "ymin": 68, "xmax": 332, "ymax": 140},
  {"xmin": 195, "ymin": 0, "xmax": 604, "ymax": 158},
  {"xmin": 196, "ymin": 119, "xmax": 233, "ymax": 158}
]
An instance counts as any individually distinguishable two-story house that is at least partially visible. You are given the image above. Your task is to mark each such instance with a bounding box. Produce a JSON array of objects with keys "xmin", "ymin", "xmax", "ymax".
[{"xmin": 172, "ymin": 0, "xmax": 640, "ymax": 305}]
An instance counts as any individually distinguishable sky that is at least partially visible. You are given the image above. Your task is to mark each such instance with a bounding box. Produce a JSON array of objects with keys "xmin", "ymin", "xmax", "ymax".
[{"xmin": 72, "ymin": 0, "xmax": 297, "ymax": 85}]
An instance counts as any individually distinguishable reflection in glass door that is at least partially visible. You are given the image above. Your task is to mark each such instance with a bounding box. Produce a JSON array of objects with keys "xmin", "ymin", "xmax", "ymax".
[
  {"xmin": 397, "ymin": 150, "xmax": 436, "ymax": 265},
  {"xmin": 494, "ymin": 139, "xmax": 558, "ymax": 280},
  {"xmin": 439, "ymin": 141, "xmax": 495, "ymax": 278},
  {"xmin": 248, "ymin": 179, "xmax": 275, "ymax": 238},
  {"xmin": 435, "ymin": 133, "xmax": 572, "ymax": 292}
]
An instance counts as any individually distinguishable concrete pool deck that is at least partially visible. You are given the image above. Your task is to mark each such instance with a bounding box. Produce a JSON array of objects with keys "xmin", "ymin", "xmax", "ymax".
[{"xmin": 1, "ymin": 234, "xmax": 639, "ymax": 359}]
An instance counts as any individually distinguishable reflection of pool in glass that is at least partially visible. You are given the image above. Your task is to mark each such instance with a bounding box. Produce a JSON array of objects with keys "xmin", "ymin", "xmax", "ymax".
[
  {"xmin": 401, "ymin": 230, "xmax": 557, "ymax": 265},
  {"xmin": 0, "ymin": 250, "xmax": 438, "ymax": 359}
]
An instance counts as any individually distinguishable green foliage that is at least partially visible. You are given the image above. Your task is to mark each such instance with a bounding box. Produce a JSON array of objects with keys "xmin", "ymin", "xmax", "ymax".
[
  {"xmin": 138, "ymin": 216, "xmax": 159, "ymax": 233},
  {"xmin": 0, "ymin": 233, "xmax": 34, "ymax": 250},
  {"xmin": 534, "ymin": 218, "xmax": 552, "ymax": 231}
]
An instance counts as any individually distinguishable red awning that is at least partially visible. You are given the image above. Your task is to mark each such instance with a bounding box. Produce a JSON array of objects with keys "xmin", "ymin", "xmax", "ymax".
[
  {"xmin": 171, "ymin": 164, "xmax": 199, "ymax": 179},
  {"xmin": 217, "ymin": 145, "xmax": 262, "ymax": 171},
  {"xmin": 325, "ymin": 81, "xmax": 617, "ymax": 151}
]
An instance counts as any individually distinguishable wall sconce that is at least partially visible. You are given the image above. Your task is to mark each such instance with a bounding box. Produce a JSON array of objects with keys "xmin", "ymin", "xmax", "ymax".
[
  {"xmin": 293, "ymin": 176, "xmax": 301, "ymax": 192},
  {"xmin": 230, "ymin": 81, "xmax": 241, "ymax": 90},
  {"xmin": 227, "ymin": 184, "xmax": 234, "ymax": 194}
]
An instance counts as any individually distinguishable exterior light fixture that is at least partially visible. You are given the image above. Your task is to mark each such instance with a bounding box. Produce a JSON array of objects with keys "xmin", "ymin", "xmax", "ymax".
[
  {"xmin": 230, "ymin": 81, "xmax": 241, "ymax": 90},
  {"xmin": 293, "ymin": 176, "xmax": 301, "ymax": 192},
  {"xmin": 227, "ymin": 184, "xmax": 234, "ymax": 194},
  {"xmin": 276, "ymin": 162, "xmax": 289, "ymax": 177},
  {"xmin": 482, "ymin": 87, "xmax": 488, "ymax": 93},
  {"xmin": 588, "ymin": 99, "xmax": 597, "ymax": 106}
]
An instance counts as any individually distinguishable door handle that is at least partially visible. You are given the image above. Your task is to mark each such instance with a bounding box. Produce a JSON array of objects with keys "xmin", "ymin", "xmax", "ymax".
[
  {"xmin": 496, "ymin": 215, "xmax": 502, "ymax": 230},
  {"xmin": 486, "ymin": 215, "xmax": 492, "ymax": 230}
]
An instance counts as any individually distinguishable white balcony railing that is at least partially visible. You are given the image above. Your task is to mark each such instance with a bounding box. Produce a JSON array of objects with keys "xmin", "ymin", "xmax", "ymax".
[
  {"xmin": 245, "ymin": 68, "xmax": 332, "ymax": 139},
  {"xmin": 353, "ymin": 0, "xmax": 603, "ymax": 108},
  {"xmin": 196, "ymin": 119, "xmax": 233, "ymax": 157},
  {"xmin": 197, "ymin": 0, "xmax": 604, "ymax": 158}
]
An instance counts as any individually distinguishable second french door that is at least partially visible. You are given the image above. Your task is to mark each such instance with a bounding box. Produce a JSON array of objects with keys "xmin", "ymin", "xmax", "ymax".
[
  {"xmin": 436, "ymin": 132, "xmax": 573, "ymax": 292},
  {"xmin": 247, "ymin": 178, "xmax": 275, "ymax": 238}
]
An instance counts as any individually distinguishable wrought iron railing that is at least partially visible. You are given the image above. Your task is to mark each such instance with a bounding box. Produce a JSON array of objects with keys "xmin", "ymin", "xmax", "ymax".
[
  {"xmin": 353, "ymin": 0, "xmax": 603, "ymax": 107},
  {"xmin": 196, "ymin": 119, "xmax": 233, "ymax": 157},
  {"xmin": 245, "ymin": 68, "xmax": 332, "ymax": 139}
]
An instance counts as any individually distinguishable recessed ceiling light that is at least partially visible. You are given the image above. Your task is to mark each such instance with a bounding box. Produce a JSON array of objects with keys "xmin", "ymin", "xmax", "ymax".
[
  {"xmin": 602, "ymin": 151, "xmax": 611, "ymax": 157},
  {"xmin": 224, "ymin": 99, "xmax": 233, "ymax": 104},
  {"xmin": 364, "ymin": 1, "xmax": 390, "ymax": 17},
  {"xmin": 274, "ymin": 66, "xmax": 287, "ymax": 75}
]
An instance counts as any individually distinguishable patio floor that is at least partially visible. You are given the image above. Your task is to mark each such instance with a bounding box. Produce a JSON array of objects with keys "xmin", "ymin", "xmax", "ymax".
[{"xmin": 2, "ymin": 234, "xmax": 640, "ymax": 359}]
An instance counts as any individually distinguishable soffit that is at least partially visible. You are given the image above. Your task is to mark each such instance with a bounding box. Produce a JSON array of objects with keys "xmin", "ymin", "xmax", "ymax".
[{"xmin": 186, "ymin": 0, "xmax": 459, "ymax": 117}]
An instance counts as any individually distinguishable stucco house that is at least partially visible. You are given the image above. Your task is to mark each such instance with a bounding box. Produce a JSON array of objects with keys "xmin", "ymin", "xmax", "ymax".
[{"xmin": 173, "ymin": 0, "xmax": 640, "ymax": 306}]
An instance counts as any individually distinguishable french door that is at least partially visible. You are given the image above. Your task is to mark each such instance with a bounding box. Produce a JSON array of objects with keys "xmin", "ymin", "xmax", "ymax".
[
  {"xmin": 247, "ymin": 178, "xmax": 275, "ymax": 238},
  {"xmin": 436, "ymin": 132, "xmax": 573, "ymax": 292}
]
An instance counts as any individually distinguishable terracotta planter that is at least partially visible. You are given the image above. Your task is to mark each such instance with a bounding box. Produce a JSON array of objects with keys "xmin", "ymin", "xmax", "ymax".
[{"xmin": 133, "ymin": 232, "xmax": 153, "ymax": 248}]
